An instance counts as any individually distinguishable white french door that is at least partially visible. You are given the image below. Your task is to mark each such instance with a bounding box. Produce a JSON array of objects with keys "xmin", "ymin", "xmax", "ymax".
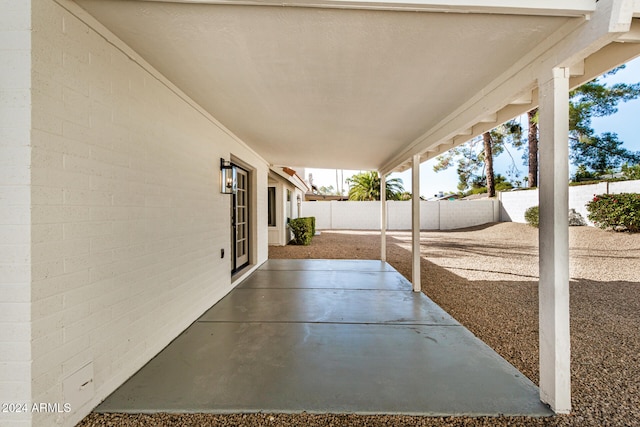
[{"xmin": 232, "ymin": 166, "xmax": 249, "ymax": 272}]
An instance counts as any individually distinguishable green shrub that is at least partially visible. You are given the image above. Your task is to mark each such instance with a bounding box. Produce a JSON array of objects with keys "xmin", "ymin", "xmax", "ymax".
[
  {"xmin": 586, "ymin": 193, "xmax": 640, "ymax": 232},
  {"xmin": 524, "ymin": 205, "xmax": 539, "ymax": 228},
  {"xmin": 289, "ymin": 217, "xmax": 316, "ymax": 245},
  {"xmin": 308, "ymin": 216, "xmax": 316, "ymax": 237}
]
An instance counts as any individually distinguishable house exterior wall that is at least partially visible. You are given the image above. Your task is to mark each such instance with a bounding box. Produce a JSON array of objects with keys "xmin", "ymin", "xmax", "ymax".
[
  {"xmin": 267, "ymin": 182, "xmax": 282, "ymax": 245},
  {"xmin": 499, "ymin": 180, "xmax": 640, "ymax": 225},
  {"xmin": 268, "ymin": 173, "xmax": 307, "ymax": 246},
  {"xmin": 0, "ymin": 0, "xmax": 32, "ymax": 426},
  {"xmin": 13, "ymin": 1, "xmax": 270, "ymax": 426},
  {"xmin": 301, "ymin": 200, "xmax": 498, "ymax": 230}
]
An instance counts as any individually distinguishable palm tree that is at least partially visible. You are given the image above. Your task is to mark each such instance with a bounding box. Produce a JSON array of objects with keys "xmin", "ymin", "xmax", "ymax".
[{"xmin": 346, "ymin": 171, "xmax": 405, "ymax": 201}]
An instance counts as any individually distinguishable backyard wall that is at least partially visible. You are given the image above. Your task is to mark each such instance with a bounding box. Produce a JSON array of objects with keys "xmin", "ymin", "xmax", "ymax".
[
  {"xmin": 499, "ymin": 179, "xmax": 640, "ymax": 225},
  {"xmin": 0, "ymin": 1, "xmax": 270, "ymax": 426},
  {"xmin": 301, "ymin": 200, "xmax": 499, "ymax": 230}
]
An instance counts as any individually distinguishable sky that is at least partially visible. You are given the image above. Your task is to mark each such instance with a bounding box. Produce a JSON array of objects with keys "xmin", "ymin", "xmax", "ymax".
[{"xmin": 306, "ymin": 56, "xmax": 640, "ymax": 199}]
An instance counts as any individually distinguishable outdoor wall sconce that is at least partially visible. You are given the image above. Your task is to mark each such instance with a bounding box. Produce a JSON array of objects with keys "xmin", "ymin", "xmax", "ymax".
[
  {"xmin": 296, "ymin": 194, "xmax": 302, "ymax": 207},
  {"xmin": 220, "ymin": 158, "xmax": 237, "ymax": 194}
]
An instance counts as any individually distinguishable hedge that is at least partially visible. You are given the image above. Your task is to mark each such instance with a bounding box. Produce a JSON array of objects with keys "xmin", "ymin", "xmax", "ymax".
[
  {"xmin": 524, "ymin": 205, "xmax": 539, "ymax": 228},
  {"xmin": 289, "ymin": 217, "xmax": 316, "ymax": 245},
  {"xmin": 586, "ymin": 193, "xmax": 640, "ymax": 232}
]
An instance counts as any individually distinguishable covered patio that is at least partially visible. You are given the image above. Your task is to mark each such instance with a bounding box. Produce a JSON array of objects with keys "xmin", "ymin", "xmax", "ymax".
[
  {"xmin": 96, "ymin": 259, "xmax": 551, "ymax": 416},
  {"xmin": 4, "ymin": 1, "xmax": 640, "ymax": 426}
]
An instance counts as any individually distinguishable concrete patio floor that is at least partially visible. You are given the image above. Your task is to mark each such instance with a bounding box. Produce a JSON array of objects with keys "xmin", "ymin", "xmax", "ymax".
[{"xmin": 96, "ymin": 259, "xmax": 553, "ymax": 416}]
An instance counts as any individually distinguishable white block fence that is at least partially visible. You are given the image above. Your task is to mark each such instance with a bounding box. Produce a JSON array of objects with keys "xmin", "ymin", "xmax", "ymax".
[
  {"xmin": 301, "ymin": 200, "xmax": 500, "ymax": 230},
  {"xmin": 499, "ymin": 179, "xmax": 640, "ymax": 226},
  {"xmin": 300, "ymin": 179, "xmax": 639, "ymax": 231}
]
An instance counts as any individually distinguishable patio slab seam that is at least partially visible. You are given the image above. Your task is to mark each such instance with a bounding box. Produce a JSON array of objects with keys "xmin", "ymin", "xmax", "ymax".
[{"xmin": 95, "ymin": 259, "xmax": 552, "ymax": 417}]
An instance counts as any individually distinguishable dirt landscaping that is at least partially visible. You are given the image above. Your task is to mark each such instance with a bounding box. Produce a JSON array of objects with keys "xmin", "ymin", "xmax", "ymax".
[{"xmin": 79, "ymin": 223, "xmax": 639, "ymax": 427}]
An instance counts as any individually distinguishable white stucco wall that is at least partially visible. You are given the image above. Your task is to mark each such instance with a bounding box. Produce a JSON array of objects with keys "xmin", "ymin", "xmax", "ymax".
[
  {"xmin": 0, "ymin": 1, "xmax": 32, "ymax": 426},
  {"xmin": 301, "ymin": 200, "xmax": 498, "ymax": 230},
  {"xmin": 499, "ymin": 180, "xmax": 640, "ymax": 225},
  {"xmin": 5, "ymin": 1, "xmax": 271, "ymax": 426}
]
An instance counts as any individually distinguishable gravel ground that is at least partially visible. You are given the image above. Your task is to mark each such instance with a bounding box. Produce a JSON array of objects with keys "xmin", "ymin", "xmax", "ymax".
[{"xmin": 79, "ymin": 223, "xmax": 640, "ymax": 427}]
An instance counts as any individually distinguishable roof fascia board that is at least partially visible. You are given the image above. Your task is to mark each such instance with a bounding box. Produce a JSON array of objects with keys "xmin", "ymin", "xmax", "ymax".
[
  {"xmin": 570, "ymin": 40, "xmax": 640, "ymax": 86},
  {"xmin": 616, "ymin": 18, "xmax": 640, "ymax": 41},
  {"xmin": 134, "ymin": 0, "xmax": 595, "ymax": 17},
  {"xmin": 389, "ymin": 41, "xmax": 640, "ymax": 172},
  {"xmin": 269, "ymin": 166, "xmax": 310, "ymax": 192},
  {"xmin": 379, "ymin": 0, "xmax": 635, "ymax": 175},
  {"xmin": 379, "ymin": 17, "xmax": 582, "ymax": 173}
]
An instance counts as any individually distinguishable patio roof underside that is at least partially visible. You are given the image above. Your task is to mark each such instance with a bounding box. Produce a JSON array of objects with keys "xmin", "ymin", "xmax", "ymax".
[{"xmin": 74, "ymin": 0, "xmax": 640, "ymax": 173}]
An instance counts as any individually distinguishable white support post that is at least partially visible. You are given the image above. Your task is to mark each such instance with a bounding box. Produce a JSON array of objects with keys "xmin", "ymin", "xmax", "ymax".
[
  {"xmin": 411, "ymin": 155, "xmax": 421, "ymax": 292},
  {"xmin": 380, "ymin": 172, "xmax": 387, "ymax": 262},
  {"xmin": 538, "ymin": 67, "xmax": 571, "ymax": 414}
]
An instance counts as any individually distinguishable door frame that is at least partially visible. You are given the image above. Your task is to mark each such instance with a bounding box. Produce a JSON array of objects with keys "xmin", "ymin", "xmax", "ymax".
[{"xmin": 230, "ymin": 159, "xmax": 253, "ymax": 275}]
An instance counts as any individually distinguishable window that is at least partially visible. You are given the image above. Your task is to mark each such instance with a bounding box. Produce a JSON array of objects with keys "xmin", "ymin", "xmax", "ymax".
[{"xmin": 268, "ymin": 187, "xmax": 276, "ymax": 227}]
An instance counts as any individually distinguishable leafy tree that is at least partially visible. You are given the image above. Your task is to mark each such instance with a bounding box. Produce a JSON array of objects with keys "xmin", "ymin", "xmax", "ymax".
[
  {"xmin": 572, "ymin": 164, "xmax": 599, "ymax": 182},
  {"xmin": 466, "ymin": 174, "xmax": 513, "ymax": 196},
  {"xmin": 527, "ymin": 108, "xmax": 539, "ymax": 187},
  {"xmin": 568, "ymin": 69, "xmax": 640, "ymax": 173},
  {"xmin": 571, "ymin": 132, "xmax": 640, "ymax": 173},
  {"xmin": 436, "ymin": 66, "xmax": 640, "ymax": 191},
  {"xmin": 317, "ymin": 185, "xmax": 337, "ymax": 195},
  {"xmin": 346, "ymin": 171, "xmax": 405, "ymax": 201},
  {"xmin": 621, "ymin": 163, "xmax": 640, "ymax": 180},
  {"xmin": 434, "ymin": 121, "xmax": 523, "ymax": 192},
  {"xmin": 433, "ymin": 139, "xmax": 481, "ymax": 192}
]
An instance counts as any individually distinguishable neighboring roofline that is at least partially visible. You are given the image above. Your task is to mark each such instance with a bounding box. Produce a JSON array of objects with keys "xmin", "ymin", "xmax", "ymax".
[{"xmin": 304, "ymin": 193, "xmax": 349, "ymax": 201}]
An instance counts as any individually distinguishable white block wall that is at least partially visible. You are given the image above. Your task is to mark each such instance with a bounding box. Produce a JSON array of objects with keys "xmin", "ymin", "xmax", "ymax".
[
  {"xmin": 386, "ymin": 201, "xmax": 440, "ymax": 230},
  {"xmin": 332, "ymin": 201, "xmax": 381, "ymax": 229},
  {"xmin": 302, "ymin": 200, "xmax": 332, "ymax": 229},
  {"xmin": 568, "ymin": 183, "xmax": 608, "ymax": 226},
  {"xmin": 610, "ymin": 179, "xmax": 640, "ymax": 193},
  {"xmin": 499, "ymin": 189, "xmax": 539, "ymax": 223},
  {"xmin": 301, "ymin": 200, "xmax": 498, "ymax": 230},
  {"xmin": 1, "ymin": 1, "xmax": 270, "ymax": 426},
  {"xmin": 438, "ymin": 199, "xmax": 499, "ymax": 230},
  {"xmin": 499, "ymin": 180, "xmax": 640, "ymax": 225},
  {"xmin": 1, "ymin": 1, "xmax": 32, "ymax": 426}
]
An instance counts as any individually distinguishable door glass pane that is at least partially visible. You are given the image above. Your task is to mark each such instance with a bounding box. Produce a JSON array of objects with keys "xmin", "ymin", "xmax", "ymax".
[{"xmin": 268, "ymin": 187, "xmax": 276, "ymax": 226}]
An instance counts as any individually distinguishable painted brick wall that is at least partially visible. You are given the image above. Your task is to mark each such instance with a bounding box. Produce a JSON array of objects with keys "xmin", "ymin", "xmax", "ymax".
[
  {"xmin": 0, "ymin": 0, "xmax": 32, "ymax": 425},
  {"xmin": 301, "ymin": 200, "xmax": 497, "ymax": 230},
  {"xmin": 27, "ymin": 1, "xmax": 268, "ymax": 426}
]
